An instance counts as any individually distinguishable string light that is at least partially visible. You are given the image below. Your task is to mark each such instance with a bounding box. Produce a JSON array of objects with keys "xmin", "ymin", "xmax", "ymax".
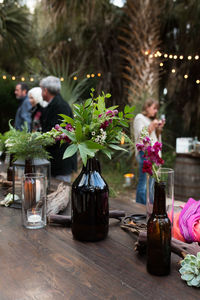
[
  {"xmin": 144, "ymin": 50, "xmax": 200, "ymax": 62},
  {"xmin": 60, "ymin": 77, "xmax": 64, "ymax": 81},
  {"xmin": 3, "ymin": 75, "xmax": 6, "ymax": 80},
  {"xmin": 12, "ymin": 76, "xmax": 16, "ymax": 80},
  {"xmin": 21, "ymin": 77, "xmax": 25, "ymax": 81},
  {"xmin": 196, "ymin": 80, "xmax": 200, "ymax": 84},
  {"xmin": 91, "ymin": 74, "xmax": 95, "ymax": 78},
  {"xmin": 160, "ymin": 62, "xmax": 164, "ymax": 67},
  {"xmin": 184, "ymin": 74, "xmax": 188, "ymax": 79},
  {"xmin": 171, "ymin": 69, "xmax": 176, "ymax": 73},
  {"xmin": 30, "ymin": 77, "xmax": 34, "ymax": 82},
  {"xmin": 86, "ymin": 74, "xmax": 90, "ymax": 78},
  {"xmin": 73, "ymin": 76, "xmax": 77, "ymax": 80},
  {"xmin": 97, "ymin": 73, "xmax": 101, "ymax": 77}
]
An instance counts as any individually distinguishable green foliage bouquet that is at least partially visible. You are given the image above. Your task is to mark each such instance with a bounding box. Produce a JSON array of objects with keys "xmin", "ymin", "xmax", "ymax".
[
  {"xmin": 53, "ymin": 89, "xmax": 135, "ymax": 165},
  {"xmin": 5, "ymin": 123, "xmax": 56, "ymax": 160}
]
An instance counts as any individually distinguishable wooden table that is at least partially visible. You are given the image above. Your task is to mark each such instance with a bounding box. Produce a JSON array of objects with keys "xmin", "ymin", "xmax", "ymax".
[{"xmin": 0, "ymin": 197, "xmax": 199, "ymax": 300}]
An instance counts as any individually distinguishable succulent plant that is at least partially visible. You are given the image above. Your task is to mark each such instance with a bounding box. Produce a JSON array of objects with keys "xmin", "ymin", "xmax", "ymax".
[{"xmin": 179, "ymin": 252, "xmax": 200, "ymax": 287}]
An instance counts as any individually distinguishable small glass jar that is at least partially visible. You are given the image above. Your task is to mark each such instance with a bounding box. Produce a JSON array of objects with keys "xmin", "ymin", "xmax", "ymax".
[{"xmin": 21, "ymin": 173, "xmax": 47, "ymax": 229}]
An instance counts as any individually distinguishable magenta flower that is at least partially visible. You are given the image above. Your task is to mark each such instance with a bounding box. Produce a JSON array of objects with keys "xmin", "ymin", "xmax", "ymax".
[
  {"xmin": 136, "ymin": 143, "xmax": 145, "ymax": 152},
  {"xmin": 100, "ymin": 120, "xmax": 110, "ymax": 129},
  {"xmin": 137, "ymin": 128, "xmax": 164, "ymax": 181},
  {"xmin": 65, "ymin": 124, "xmax": 74, "ymax": 131},
  {"xmin": 55, "ymin": 124, "xmax": 61, "ymax": 131},
  {"xmin": 142, "ymin": 160, "xmax": 153, "ymax": 176}
]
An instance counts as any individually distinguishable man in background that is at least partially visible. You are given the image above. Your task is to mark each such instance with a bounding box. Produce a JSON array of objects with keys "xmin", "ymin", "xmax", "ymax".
[
  {"xmin": 40, "ymin": 76, "xmax": 77, "ymax": 182},
  {"xmin": 14, "ymin": 82, "xmax": 32, "ymax": 131}
]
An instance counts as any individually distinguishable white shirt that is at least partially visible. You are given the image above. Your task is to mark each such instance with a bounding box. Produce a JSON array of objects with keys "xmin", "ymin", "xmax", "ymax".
[{"xmin": 133, "ymin": 113, "xmax": 161, "ymax": 156}]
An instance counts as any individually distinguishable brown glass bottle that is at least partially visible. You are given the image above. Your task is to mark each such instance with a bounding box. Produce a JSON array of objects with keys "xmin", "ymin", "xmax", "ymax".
[
  {"xmin": 7, "ymin": 154, "xmax": 14, "ymax": 181},
  {"xmin": 147, "ymin": 181, "xmax": 171, "ymax": 276},
  {"xmin": 71, "ymin": 157, "xmax": 109, "ymax": 242}
]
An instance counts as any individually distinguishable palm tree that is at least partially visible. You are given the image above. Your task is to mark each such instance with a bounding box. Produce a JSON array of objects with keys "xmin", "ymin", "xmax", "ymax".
[
  {"xmin": 36, "ymin": 0, "xmax": 125, "ymax": 105},
  {"xmin": 119, "ymin": 0, "xmax": 165, "ymax": 114},
  {"xmin": 0, "ymin": 0, "xmax": 32, "ymax": 73}
]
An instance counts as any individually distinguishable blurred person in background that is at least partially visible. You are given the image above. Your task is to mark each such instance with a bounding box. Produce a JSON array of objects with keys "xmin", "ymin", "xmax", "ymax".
[
  {"xmin": 40, "ymin": 76, "xmax": 77, "ymax": 183},
  {"xmin": 133, "ymin": 98, "xmax": 165, "ymax": 204},
  {"xmin": 28, "ymin": 87, "xmax": 48, "ymax": 132},
  {"xmin": 14, "ymin": 82, "xmax": 32, "ymax": 131}
]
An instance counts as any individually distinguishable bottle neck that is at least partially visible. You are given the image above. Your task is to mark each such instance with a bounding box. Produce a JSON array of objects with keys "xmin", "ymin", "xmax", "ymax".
[
  {"xmin": 9, "ymin": 154, "xmax": 14, "ymax": 167},
  {"xmin": 152, "ymin": 181, "xmax": 167, "ymax": 215},
  {"xmin": 82, "ymin": 157, "xmax": 101, "ymax": 173},
  {"xmin": 25, "ymin": 158, "xmax": 33, "ymax": 175}
]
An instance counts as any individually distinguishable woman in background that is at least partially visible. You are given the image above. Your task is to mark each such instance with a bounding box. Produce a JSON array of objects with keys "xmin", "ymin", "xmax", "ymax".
[
  {"xmin": 28, "ymin": 87, "xmax": 48, "ymax": 132},
  {"xmin": 133, "ymin": 98, "xmax": 165, "ymax": 204}
]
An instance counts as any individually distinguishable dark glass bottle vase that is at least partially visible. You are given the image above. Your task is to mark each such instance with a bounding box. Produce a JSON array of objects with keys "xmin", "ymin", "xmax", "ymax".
[
  {"xmin": 147, "ymin": 181, "xmax": 171, "ymax": 276},
  {"xmin": 71, "ymin": 157, "xmax": 109, "ymax": 242}
]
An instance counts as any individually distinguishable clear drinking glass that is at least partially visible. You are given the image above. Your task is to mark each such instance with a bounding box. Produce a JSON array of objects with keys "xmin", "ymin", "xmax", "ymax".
[
  {"xmin": 21, "ymin": 173, "xmax": 47, "ymax": 229},
  {"xmin": 146, "ymin": 168, "xmax": 174, "ymax": 224}
]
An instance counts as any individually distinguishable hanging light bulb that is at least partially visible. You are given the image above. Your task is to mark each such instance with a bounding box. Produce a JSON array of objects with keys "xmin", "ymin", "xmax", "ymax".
[
  {"xmin": 2, "ymin": 75, "xmax": 6, "ymax": 80},
  {"xmin": 12, "ymin": 76, "xmax": 16, "ymax": 80},
  {"xmin": 164, "ymin": 54, "xmax": 168, "ymax": 58},
  {"xmin": 21, "ymin": 77, "xmax": 25, "ymax": 81},
  {"xmin": 196, "ymin": 80, "xmax": 200, "ymax": 84},
  {"xmin": 73, "ymin": 76, "xmax": 77, "ymax": 81},
  {"xmin": 91, "ymin": 74, "xmax": 95, "ymax": 78},
  {"xmin": 97, "ymin": 73, "xmax": 101, "ymax": 77},
  {"xmin": 60, "ymin": 77, "xmax": 64, "ymax": 81},
  {"xmin": 188, "ymin": 56, "xmax": 192, "ymax": 60},
  {"xmin": 160, "ymin": 62, "xmax": 164, "ymax": 67},
  {"xmin": 173, "ymin": 55, "xmax": 178, "ymax": 59},
  {"xmin": 86, "ymin": 74, "xmax": 90, "ymax": 78},
  {"xmin": 184, "ymin": 74, "xmax": 188, "ymax": 79},
  {"xmin": 169, "ymin": 55, "xmax": 173, "ymax": 59},
  {"xmin": 30, "ymin": 77, "xmax": 34, "ymax": 82},
  {"xmin": 171, "ymin": 69, "xmax": 176, "ymax": 73},
  {"xmin": 195, "ymin": 55, "xmax": 199, "ymax": 60},
  {"xmin": 179, "ymin": 55, "xmax": 184, "ymax": 60}
]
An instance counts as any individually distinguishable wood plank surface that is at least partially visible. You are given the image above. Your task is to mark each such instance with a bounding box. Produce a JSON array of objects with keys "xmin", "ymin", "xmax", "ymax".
[{"xmin": 0, "ymin": 197, "xmax": 198, "ymax": 300}]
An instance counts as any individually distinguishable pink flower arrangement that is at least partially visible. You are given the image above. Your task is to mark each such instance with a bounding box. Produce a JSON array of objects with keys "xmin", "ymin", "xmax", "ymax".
[{"xmin": 136, "ymin": 128, "xmax": 164, "ymax": 181}]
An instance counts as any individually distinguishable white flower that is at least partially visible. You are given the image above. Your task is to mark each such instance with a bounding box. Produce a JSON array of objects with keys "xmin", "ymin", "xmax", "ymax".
[{"xmin": 91, "ymin": 131, "xmax": 96, "ymax": 136}]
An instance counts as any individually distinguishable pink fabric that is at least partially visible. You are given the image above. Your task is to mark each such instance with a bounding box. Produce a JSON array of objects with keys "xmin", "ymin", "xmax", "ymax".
[
  {"xmin": 168, "ymin": 211, "xmax": 185, "ymax": 242},
  {"xmin": 179, "ymin": 198, "xmax": 200, "ymax": 243}
]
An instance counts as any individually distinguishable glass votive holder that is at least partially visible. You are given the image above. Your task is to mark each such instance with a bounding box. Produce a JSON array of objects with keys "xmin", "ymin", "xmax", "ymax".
[
  {"xmin": 21, "ymin": 173, "xmax": 47, "ymax": 229},
  {"xmin": 123, "ymin": 173, "xmax": 134, "ymax": 187}
]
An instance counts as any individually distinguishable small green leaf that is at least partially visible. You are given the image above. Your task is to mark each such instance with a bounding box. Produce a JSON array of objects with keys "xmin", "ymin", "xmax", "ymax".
[
  {"xmin": 58, "ymin": 115, "xmax": 75, "ymax": 125},
  {"xmin": 105, "ymin": 93, "xmax": 111, "ymax": 98},
  {"xmin": 108, "ymin": 144, "xmax": 128, "ymax": 152},
  {"xmin": 75, "ymin": 121, "xmax": 83, "ymax": 142},
  {"xmin": 84, "ymin": 140, "xmax": 104, "ymax": 150},
  {"xmin": 62, "ymin": 130, "xmax": 76, "ymax": 142},
  {"xmin": 84, "ymin": 98, "xmax": 92, "ymax": 108},
  {"xmin": 102, "ymin": 149, "xmax": 112, "ymax": 159},
  {"xmin": 63, "ymin": 144, "xmax": 78, "ymax": 159},
  {"xmin": 125, "ymin": 114, "xmax": 134, "ymax": 119}
]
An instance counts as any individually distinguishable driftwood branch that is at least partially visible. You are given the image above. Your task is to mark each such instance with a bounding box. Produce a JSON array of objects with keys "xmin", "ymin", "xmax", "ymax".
[
  {"xmin": 121, "ymin": 223, "xmax": 200, "ymax": 258},
  {"xmin": 47, "ymin": 182, "xmax": 71, "ymax": 216},
  {"xmin": 48, "ymin": 210, "xmax": 125, "ymax": 226}
]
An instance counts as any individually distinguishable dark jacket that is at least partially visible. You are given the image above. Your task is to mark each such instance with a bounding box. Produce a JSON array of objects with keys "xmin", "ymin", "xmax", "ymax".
[
  {"xmin": 14, "ymin": 95, "xmax": 32, "ymax": 131},
  {"xmin": 42, "ymin": 93, "xmax": 77, "ymax": 176}
]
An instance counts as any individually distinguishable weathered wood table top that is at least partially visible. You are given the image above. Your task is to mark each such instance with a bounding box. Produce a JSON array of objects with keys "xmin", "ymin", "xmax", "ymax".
[{"xmin": 0, "ymin": 197, "xmax": 199, "ymax": 300}]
